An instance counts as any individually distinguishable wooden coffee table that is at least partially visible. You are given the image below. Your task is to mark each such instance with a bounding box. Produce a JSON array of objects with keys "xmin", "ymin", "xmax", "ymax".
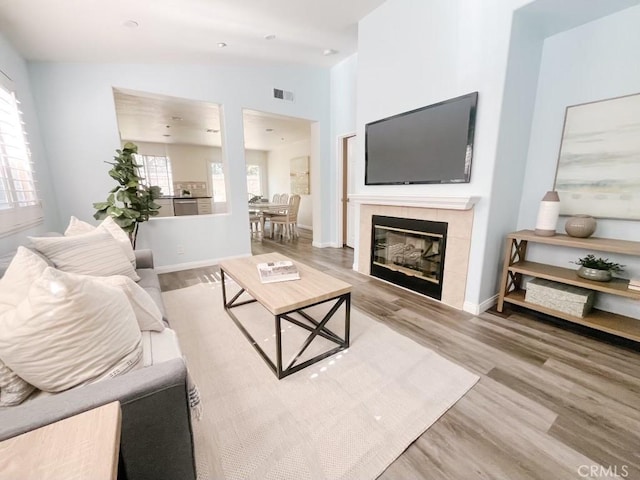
[{"xmin": 219, "ymin": 253, "xmax": 351, "ymax": 379}]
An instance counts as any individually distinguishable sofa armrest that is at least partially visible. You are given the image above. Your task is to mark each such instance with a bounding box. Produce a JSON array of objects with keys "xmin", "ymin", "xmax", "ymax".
[
  {"xmin": 135, "ymin": 249, "xmax": 154, "ymax": 269},
  {"xmin": 0, "ymin": 358, "xmax": 196, "ymax": 480}
]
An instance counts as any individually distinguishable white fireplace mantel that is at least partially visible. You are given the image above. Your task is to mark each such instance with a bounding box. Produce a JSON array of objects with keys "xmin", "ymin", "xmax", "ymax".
[{"xmin": 348, "ymin": 194, "xmax": 480, "ymax": 211}]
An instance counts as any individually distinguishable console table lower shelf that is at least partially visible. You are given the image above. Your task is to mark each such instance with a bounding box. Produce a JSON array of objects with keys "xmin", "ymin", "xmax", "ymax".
[{"xmin": 502, "ymin": 290, "xmax": 640, "ymax": 342}]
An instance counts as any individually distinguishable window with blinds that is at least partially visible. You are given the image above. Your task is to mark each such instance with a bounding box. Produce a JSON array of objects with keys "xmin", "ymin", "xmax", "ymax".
[
  {"xmin": 135, "ymin": 154, "xmax": 174, "ymax": 196},
  {"xmin": 0, "ymin": 74, "xmax": 42, "ymax": 236}
]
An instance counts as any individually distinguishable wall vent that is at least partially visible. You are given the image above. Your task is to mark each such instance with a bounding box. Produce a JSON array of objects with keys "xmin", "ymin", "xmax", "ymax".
[{"xmin": 273, "ymin": 88, "xmax": 294, "ymax": 102}]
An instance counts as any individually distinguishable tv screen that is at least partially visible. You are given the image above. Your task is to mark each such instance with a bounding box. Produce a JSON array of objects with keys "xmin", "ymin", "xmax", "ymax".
[{"xmin": 365, "ymin": 92, "xmax": 478, "ymax": 185}]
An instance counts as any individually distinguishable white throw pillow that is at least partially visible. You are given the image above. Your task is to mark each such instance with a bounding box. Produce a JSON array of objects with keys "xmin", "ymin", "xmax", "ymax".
[
  {"xmin": 96, "ymin": 275, "xmax": 165, "ymax": 332},
  {"xmin": 65, "ymin": 216, "xmax": 136, "ymax": 267},
  {"xmin": 0, "ymin": 268, "xmax": 142, "ymax": 392},
  {"xmin": 0, "ymin": 246, "xmax": 49, "ymax": 308},
  {"xmin": 29, "ymin": 230, "xmax": 140, "ymax": 281}
]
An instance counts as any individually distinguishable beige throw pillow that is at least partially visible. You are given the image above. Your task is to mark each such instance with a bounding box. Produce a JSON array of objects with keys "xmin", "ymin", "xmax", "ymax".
[
  {"xmin": 29, "ymin": 230, "xmax": 140, "ymax": 281},
  {"xmin": 0, "ymin": 268, "xmax": 142, "ymax": 392},
  {"xmin": 0, "ymin": 358, "xmax": 36, "ymax": 406},
  {"xmin": 97, "ymin": 275, "xmax": 165, "ymax": 332},
  {"xmin": 0, "ymin": 247, "xmax": 47, "ymax": 405},
  {"xmin": 0, "ymin": 246, "xmax": 49, "ymax": 308},
  {"xmin": 65, "ymin": 216, "xmax": 136, "ymax": 267},
  {"xmin": 0, "ymin": 304, "xmax": 36, "ymax": 406},
  {"xmin": 63, "ymin": 216, "xmax": 95, "ymax": 236}
]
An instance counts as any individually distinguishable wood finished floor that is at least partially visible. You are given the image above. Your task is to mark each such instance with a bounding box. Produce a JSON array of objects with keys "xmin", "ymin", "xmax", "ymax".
[{"xmin": 159, "ymin": 230, "xmax": 640, "ymax": 480}]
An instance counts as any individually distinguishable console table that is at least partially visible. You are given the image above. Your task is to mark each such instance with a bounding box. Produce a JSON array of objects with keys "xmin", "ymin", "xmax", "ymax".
[
  {"xmin": 0, "ymin": 401, "xmax": 121, "ymax": 480},
  {"xmin": 497, "ymin": 230, "xmax": 640, "ymax": 342}
]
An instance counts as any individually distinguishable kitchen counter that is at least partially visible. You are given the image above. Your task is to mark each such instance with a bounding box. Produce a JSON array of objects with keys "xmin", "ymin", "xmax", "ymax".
[
  {"xmin": 156, "ymin": 197, "xmax": 214, "ymax": 216},
  {"xmin": 160, "ymin": 196, "xmax": 212, "ymax": 199}
]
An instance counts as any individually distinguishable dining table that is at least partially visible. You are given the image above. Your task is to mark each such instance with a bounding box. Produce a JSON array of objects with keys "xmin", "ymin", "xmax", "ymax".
[
  {"xmin": 248, "ymin": 202, "xmax": 289, "ymax": 213},
  {"xmin": 248, "ymin": 203, "xmax": 289, "ymax": 237}
]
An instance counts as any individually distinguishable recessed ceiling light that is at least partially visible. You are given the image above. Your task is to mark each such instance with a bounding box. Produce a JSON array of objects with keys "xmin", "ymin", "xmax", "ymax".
[
  {"xmin": 217, "ymin": 42, "xmax": 227, "ymax": 48},
  {"xmin": 265, "ymin": 128, "xmax": 274, "ymax": 132},
  {"xmin": 264, "ymin": 34, "xmax": 276, "ymax": 41},
  {"xmin": 323, "ymin": 48, "xmax": 338, "ymax": 56},
  {"xmin": 165, "ymin": 125, "xmax": 171, "ymax": 129},
  {"xmin": 171, "ymin": 116, "xmax": 183, "ymax": 121},
  {"xmin": 122, "ymin": 20, "xmax": 139, "ymax": 29},
  {"xmin": 162, "ymin": 134, "xmax": 171, "ymax": 137}
]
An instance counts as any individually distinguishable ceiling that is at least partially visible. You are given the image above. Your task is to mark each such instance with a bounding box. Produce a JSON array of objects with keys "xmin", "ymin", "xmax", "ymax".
[
  {"xmin": 114, "ymin": 88, "xmax": 312, "ymax": 151},
  {"xmin": 0, "ymin": 0, "xmax": 386, "ymax": 67}
]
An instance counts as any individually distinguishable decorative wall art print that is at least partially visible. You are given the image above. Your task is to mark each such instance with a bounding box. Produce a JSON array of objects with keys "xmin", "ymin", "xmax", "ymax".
[
  {"xmin": 553, "ymin": 92, "xmax": 640, "ymax": 220},
  {"xmin": 290, "ymin": 156, "xmax": 310, "ymax": 195}
]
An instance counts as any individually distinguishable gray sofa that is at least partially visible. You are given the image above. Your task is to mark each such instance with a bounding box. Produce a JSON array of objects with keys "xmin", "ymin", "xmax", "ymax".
[{"xmin": 0, "ymin": 250, "xmax": 197, "ymax": 480}]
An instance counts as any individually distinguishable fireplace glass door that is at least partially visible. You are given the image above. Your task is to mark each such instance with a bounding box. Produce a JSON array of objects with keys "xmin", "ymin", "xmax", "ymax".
[{"xmin": 370, "ymin": 216, "xmax": 447, "ymax": 300}]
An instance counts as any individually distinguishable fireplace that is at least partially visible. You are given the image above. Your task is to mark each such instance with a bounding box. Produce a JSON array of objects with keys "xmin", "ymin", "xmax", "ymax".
[{"xmin": 370, "ymin": 215, "xmax": 447, "ymax": 300}]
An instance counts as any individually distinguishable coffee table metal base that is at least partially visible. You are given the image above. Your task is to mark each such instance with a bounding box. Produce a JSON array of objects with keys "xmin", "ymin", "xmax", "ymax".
[{"xmin": 221, "ymin": 269, "xmax": 351, "ymax": 379}]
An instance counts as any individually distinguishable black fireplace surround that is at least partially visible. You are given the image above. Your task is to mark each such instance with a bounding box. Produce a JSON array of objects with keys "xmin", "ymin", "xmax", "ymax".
[{"xmin": 370, "ymin": 215, "xmax": 448, "ymax": 300}]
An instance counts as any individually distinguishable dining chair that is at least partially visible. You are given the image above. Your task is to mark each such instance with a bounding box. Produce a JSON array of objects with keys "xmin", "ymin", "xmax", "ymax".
[
  {"xmin": 249, "ymin": 212, "xmax": 262, "ymax": 237},
  {"xmin": 263, "ymin": 193, "xmax": 289, "ymax": 235},
  {"xmin": 270, "ymin": 194, "xmax": 301, "ymax": 240}
]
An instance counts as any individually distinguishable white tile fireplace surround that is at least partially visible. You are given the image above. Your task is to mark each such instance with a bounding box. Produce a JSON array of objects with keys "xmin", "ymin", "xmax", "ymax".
[{"xmin": 350, "ymin": 195, "xmax": 479, "ymax": 310}]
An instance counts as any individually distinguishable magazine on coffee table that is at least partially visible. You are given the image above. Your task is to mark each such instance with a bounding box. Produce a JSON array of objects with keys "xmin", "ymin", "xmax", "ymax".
[{"xmin": 257, "ymin": 260, "xmax": 300, "ymax": 283}]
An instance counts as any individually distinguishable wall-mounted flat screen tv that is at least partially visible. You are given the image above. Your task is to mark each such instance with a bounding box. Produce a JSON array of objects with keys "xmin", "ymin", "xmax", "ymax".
[{"xmin": 365, "ymin": 92, "xmax": 478, "ymax": 185}]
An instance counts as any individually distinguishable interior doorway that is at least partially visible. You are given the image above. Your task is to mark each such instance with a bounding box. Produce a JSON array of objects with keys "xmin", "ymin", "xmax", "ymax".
[{"xmin": 342, "ymin": 135, "xmax": 356, "ymax": 247}]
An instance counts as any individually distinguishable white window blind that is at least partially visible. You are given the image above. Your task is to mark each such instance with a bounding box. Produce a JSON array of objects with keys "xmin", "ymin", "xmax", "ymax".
[
  {"xmin": 210, "ymin": 161, "xmax": 227, "ymax": 203},
  {"xmin": 135, "ymin": 154, "xmax": 174, "ymax": 196},
  {"xmin": 246, "ymin": 164, "xmax": 262, "ymax": 197},
  {"xmin": 0, "ymin": 72, "xmax": 42, "ymax": 237}
]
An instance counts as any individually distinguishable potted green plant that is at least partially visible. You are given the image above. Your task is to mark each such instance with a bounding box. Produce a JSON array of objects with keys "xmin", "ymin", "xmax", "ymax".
[
  {"xmin": 93, "ymin": 142, "xmax": 161, "ymax": 248},
  {"xmin": 571, "ymin": 254, "xmax": 625, "ymax": 282}
]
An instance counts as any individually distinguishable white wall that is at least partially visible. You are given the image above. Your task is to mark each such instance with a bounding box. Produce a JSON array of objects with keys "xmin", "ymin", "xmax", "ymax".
[
  {"xmin": 133, "ymin": 141, "xmax": 221, "ymax": 193},
  {"xmin": 356, "ymin": 0, "xmax": 530, "ymax": 309},
  {"xmin": 0, "ymin": 34, "xmax": 59, "ymax": 255},
  {"xmin": 27, "ymin": 62, "xmax": 330, "ymax": 268},
  {"xmin": 164, "ymin": 144, "xmax": 212, "ymax": 184},
  {"xmin": 517, "ymin": 5, "xmax": 640, "ymax": 317},
  {"xmin": 330, "ymin": 54, "xmax": 358, "ymax": 248},
  {"xmin": 267, "ymin": 139, "xmax": 312, "ymax": 229},
  {"xmin": 331, "ymin": 54, "xmax": 358, "ymax": 138}
]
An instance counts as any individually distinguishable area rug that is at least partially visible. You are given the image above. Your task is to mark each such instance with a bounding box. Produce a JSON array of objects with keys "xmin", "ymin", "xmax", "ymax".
[{"xmin": 163, "ymin": 283, "xmax": 479, "ymax": 480}]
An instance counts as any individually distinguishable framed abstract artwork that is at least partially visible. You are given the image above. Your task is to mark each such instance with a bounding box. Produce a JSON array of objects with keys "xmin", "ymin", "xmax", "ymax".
[{"xmin": 553, "ymin": 92, "xmax": 640, "ymax": 220}]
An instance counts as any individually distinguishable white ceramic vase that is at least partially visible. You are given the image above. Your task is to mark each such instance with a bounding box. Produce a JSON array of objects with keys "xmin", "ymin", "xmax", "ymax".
[{"xmin": 534, "ymin": 191, "xmax": 560, "ymax": 237}]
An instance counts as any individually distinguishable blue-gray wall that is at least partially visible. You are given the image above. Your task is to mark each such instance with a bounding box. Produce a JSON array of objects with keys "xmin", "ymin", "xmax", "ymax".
[
  {"xmin": 26, "ymin": 62, "xmax": 330, "ymax": 268},
  {"xmin": 517, "ymin": 4, "xmax": 640, "ymax": 317}
]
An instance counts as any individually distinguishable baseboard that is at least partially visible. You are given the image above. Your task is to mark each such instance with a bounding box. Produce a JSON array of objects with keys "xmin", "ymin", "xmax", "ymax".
[
  {"xmin": 463, "ymin": 294, "xmax": 498, "ymax": 315},
  {"xmin": 312, "ymin": 241, "xmax": 332, "ymax": 248},
  {"xmin": 154, "ymin": 253, "xmax": 250, "ymax": 273},
  {"xmin": 297, "ymin": 224, "xmax": 312, "ymax": 231}
]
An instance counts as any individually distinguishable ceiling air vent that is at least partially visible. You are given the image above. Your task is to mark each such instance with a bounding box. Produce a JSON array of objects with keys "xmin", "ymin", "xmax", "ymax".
[{"xmin": 273, "ymin": 88, "xmax": 294, "ymax": 102}]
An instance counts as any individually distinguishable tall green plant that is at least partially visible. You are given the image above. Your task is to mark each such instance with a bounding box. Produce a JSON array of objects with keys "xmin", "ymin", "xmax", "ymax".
[{"xmin": 93, "ymin": 142, "xmax": 161, "ymax": 248}]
